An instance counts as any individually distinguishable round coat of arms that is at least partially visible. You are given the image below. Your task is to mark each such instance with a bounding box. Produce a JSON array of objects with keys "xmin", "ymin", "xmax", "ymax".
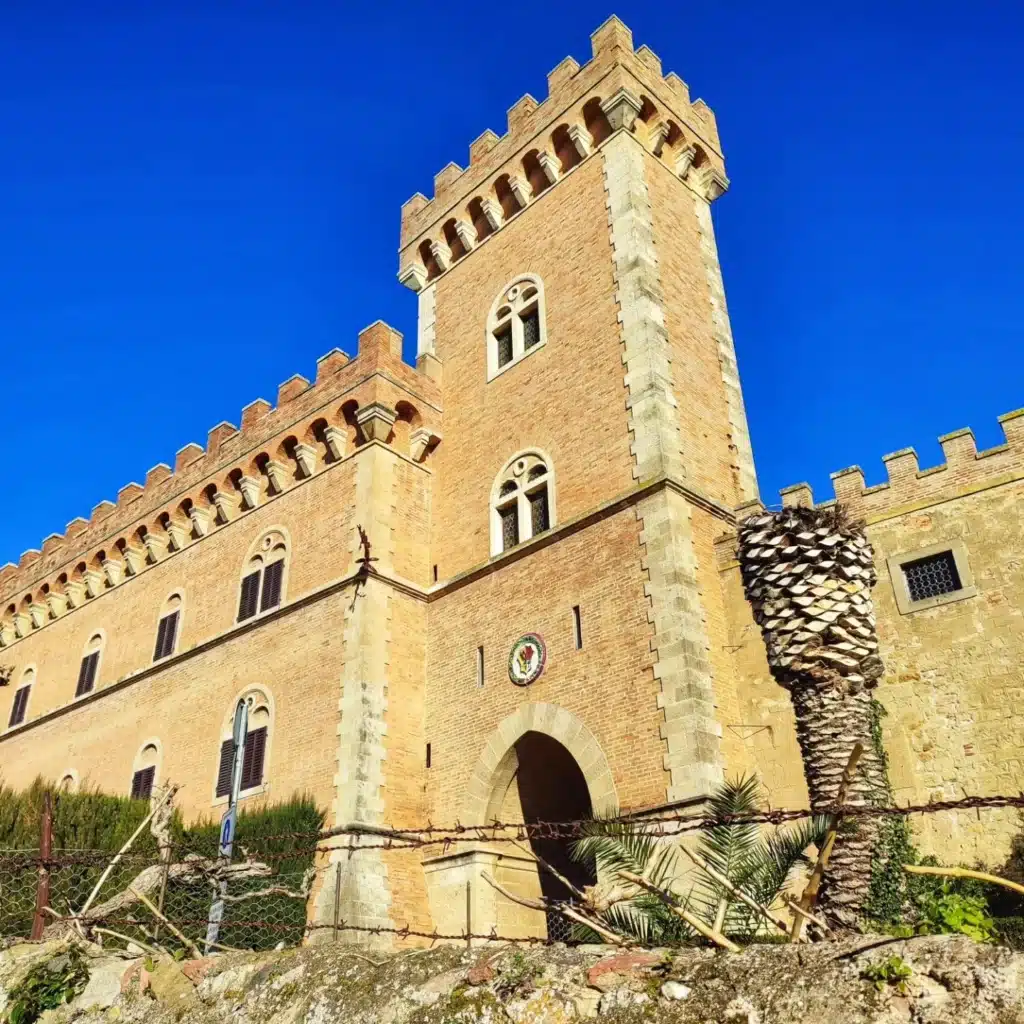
[{"xmin": 508, "ymin": 633, "xmax": 546, "ymax": 686}]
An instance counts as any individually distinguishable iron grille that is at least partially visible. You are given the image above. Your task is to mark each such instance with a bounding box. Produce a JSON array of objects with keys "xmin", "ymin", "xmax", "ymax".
[
  {"xmin": 903, "ymin": 550, "xmax": 962, "ymax": 603},
  {"xmin": 521, "ymin": 307, "xmax": 540, "ymax": 349},
  {"xmin": 495, "ymin": 325, "xmax": 513, "ymax": 367}
]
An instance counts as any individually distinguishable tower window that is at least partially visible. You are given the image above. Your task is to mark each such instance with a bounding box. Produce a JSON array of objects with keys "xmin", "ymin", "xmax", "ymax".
[
  {"xmin": 153, "ymin": 597, "xmax": 181, "ymax": 662},
  {"xmin": 487, "ymin": 276, "xmax": 547, "ymax": 380},
  {"xmin": 476, "ymin": 646, "xmax": 484, "ymax": 688},
  {"xmin": 491, "ymin": 453, "xmax": 556, "ymax": 555},
  {"xmin": 238, "ymin": 530, "xmax": 288, "ymax": 623},
  {"xmin": 573, "ymin": 605, "xmax": 583, "ymax": 650},
  {"xmin": 75, "ymin": 635, "xmax": 103, "ymax": 697}
]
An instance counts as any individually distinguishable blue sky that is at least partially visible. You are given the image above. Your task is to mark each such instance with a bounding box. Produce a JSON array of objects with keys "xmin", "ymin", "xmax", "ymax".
[{"xmin": 1, "ymin": 2, "xmax": 1022, "ymax": 566}]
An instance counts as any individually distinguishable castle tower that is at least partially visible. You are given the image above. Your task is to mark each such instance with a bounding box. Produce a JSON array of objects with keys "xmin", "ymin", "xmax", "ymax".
[{"xmin": 405, "ymin": 18, "xmax": 761, "ymax": 937}]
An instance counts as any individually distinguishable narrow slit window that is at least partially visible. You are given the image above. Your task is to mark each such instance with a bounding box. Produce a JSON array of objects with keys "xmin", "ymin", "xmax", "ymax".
[
  {"xmin": 8, "ymin": 687, "xmax": 30, "ymax": 727},
  {"xmin": 131, "ymin": 766, "xmax": 156, "ymax": 801},
  {"xmin": 425, "ymin": 743, "xmax": 432, "ymax": 769},
  {"xmin": 476, "ymin": 646, "xmax": 484, "ymax": 688},
  {"xmin": 573, "ymin": 605, "xmax": 583, "ymax": 650}
]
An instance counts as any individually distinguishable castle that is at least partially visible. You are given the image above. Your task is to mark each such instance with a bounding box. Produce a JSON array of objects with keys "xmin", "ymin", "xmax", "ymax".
[{"xmin": 2, "ymin": 17, "xmax": 1022, "ymax": 941}]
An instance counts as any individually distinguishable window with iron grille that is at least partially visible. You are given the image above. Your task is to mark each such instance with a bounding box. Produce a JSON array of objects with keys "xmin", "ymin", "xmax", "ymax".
[
  {"xmin": 902, "ymin": 551, "xmax": 962, "ymax": 603},
  {"xmin": 500, "ymin": 504, "xmax": 519, "ymax": 550},
  {"xmin": 528, "ymin": 488, "xmax": 550, "ymax": 536},
  {"xmin": 131, "ymin": 766, "xmax": 156, "ymax": 800},
  {"xmin": 153, "ymin": 611, "xmax": 179, "ymax": 661},
  {"xmin": 495, "ymin": 324, "xmax": 513, "ymax": 367},
  {"xmin": 521, "ymin": 306, "xmax": 540, "ymax": 349},
  {"xmin": 8, "ymin": 686, "xmax": 30, "ymax": 728},
  {"xmin": 75, "ymin": 651, "xmax": 99, "ymax": 697}
]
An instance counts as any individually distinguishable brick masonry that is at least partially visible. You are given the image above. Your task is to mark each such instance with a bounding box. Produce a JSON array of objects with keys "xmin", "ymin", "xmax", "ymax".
[{"xmin": 1, "ymin": 17, "xmax": 1020, "ymax": 944}]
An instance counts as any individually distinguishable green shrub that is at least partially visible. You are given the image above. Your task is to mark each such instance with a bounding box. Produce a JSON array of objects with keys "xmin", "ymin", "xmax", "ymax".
[
  {"xmin": 914, "ymin": 886, "xmax": 996, "ymax": 943},
  {"xmin": 861, "ymin": 954, "xmax": 912, "ymax": 995}
]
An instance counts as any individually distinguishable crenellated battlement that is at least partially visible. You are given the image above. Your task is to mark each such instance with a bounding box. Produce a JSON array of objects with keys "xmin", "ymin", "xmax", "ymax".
[
  {"xmin": 777, "ymin": 408, "xmax": 1024, "ymax": 520},
  {"xmin": 397, "ymin": 16, "xmax": 728, "ymax": 293},
  {"xmin": 0, "ymin": 322, "xmax": 443, "ymax": 640}
]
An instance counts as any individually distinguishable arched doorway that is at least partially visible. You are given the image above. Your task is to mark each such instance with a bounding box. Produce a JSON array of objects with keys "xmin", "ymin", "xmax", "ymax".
[{"xmin": 505, "ymin": 731, "xmax": 598, "ymax": 940}]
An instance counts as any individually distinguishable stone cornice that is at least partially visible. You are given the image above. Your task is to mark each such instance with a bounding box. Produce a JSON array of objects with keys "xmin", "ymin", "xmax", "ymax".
[{"xmin": 0, "ymin": 439, "xmax": 432, "ymax": 653}]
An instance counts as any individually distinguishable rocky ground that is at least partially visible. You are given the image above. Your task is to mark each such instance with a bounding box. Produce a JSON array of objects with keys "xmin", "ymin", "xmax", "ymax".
[{"xmin": 1, "ymin": 933, "xmax": 1022, "ymax": 1023}]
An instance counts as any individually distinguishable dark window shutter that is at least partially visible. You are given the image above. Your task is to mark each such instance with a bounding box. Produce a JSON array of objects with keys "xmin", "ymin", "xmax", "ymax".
[
  {"xmin": 153, "ymin": 611, "xmax": 179, "ymax": 661},
  {"xmin": 238, "ymin": 570, "xmax": 261, "ymax": 622},
  {"xmin": 260, "ymin": 560, "xmax": 284, "ymax": 612},
  {"xmin": 9, "ymin": 687, "xmax": 30, "ymax": 727},
  {"xmin": 215, "ymin": 738, "xmax": 235, "ymax": 797},
  {"xmin": 76, "ymin": 652, "xmax": 99, "ymax": 697},
  {"xmin": 131, "ymin": 766, "xmax": 156, "ymax": 800},
  {"xmin": 240, "ymin": 727, "xmax": 267, "ymax": 790}
]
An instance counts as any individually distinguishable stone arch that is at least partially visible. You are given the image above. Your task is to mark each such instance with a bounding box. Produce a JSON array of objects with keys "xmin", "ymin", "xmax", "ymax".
[{"xmin": 463, "ymin": 702, "xmax": 618, "ymax": 825}]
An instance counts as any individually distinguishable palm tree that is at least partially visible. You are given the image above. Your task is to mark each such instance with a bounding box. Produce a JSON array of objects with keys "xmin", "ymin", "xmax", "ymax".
[
  {"xmin": 569, "ymin": 775, "xmax": 828, "ymax": 943},
  {"xmin": 736, "ymin": 504, "xmax": 889, "ymax": 927}
]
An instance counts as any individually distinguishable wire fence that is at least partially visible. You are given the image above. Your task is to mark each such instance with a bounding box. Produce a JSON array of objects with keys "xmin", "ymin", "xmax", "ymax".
[{"xmin": 1, "ymin": 791, "xmax": 1022, "ymax": 953}]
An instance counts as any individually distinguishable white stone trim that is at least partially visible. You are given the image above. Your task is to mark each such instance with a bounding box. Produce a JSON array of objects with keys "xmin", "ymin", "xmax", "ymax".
[
  {"xmin": 603, "ymin": 131, "xmax": 723, "ymax": 803},
  {"xmin": 693, "ymin": 196, "xmax": 759, "ymax": 503},
  {"xmin": 416, "ymin": 283, "xmax": 437, "ymax": 358}
]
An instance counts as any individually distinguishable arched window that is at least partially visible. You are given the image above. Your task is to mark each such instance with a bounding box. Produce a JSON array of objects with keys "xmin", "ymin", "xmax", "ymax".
[
  {"xmin": 486, "ymin": 275, "xmax": 547, "ymax": 380},
  {"xmin": 131, "ymin": 741, "xmax": 161, "ymax": 800},
  {"xmin": 491, "ymin": 452, "xmax": 555, "ymax": 556},
  {"xmin": 153, "ymin": 592, "xmax": 183, "ymax": 661},
  {"xmin": 237, "ymin": 529, "xmax": 289, "ymax": 623},
  {"xmin": 7, "ymin": 666, "xmax": 34, "ymax": 728},
  {"xmin": 59, "ymin": 771, "xmax": 79, "ymax": 793},
  {"xmin": 75, "ymin": 633, "xmax": 104, "ymax": 698},
  {"xmin": 215, "ymin": 688, "xmax": 272, "ymax": 800}
]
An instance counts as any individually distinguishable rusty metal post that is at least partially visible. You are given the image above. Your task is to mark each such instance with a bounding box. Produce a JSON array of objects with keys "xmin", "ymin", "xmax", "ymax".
[{"xmin": 30, "ymin": 792, "xmax": 53, "ymax": 940}]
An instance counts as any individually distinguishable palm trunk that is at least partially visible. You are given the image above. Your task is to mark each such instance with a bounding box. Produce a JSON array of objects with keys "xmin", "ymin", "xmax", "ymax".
[{"xmin": 736, "ymin": 505, "xmax": 888, "ymax": 928}]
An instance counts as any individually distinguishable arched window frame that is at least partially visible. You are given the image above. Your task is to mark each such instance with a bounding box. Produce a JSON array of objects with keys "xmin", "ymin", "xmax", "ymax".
[
  {"xmin": 7, "ymin": 665, "xmax": 36, "ymax": 730},
  {"xmin": 486, "ymin": 274, "xmax": 547, "ymax": 381},
  {"xmin": 75, "ymin": 631, "xmax": 106, "ymax": 699},
  {"xmin": 236, "ymin": 528, "xmax": 291, "ymax": 624},
  {"xmin": 58, "ymin": 770, "xmax": 80, "ymax": 794},
  {"xmin": 131, "ymin": 739, "xmax": 163, "ymax": 800},
  {"xmin": 153, "ymin": 591, "xmax": 184, "ymax": 662},
  {"xmin": 490, "ymin": 450, "xmax": 557, "ymax": 556},
  {"xmin": 212, "ymin": 685, "xmax": 274, "ymax": 804}
]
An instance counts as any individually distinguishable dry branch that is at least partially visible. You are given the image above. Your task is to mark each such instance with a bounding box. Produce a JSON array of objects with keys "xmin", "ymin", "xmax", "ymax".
[
  {"xmin": 129, "ymin": 886, "xmax": 202, "ymax": 959},
  {"xmin": 617, "ymin": 869, "xmax": 741, "ymax": 953},
  {"xmin": 679, "ymin": 845, "xmax": 789, "ymax": 936},
  {"xmin": 78, "ymin": 784, "xmax": 179, "ymax": 921},
  {"xmin": 903, "ymin": 864, "xmax": 1024, "ymax": 896}
]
